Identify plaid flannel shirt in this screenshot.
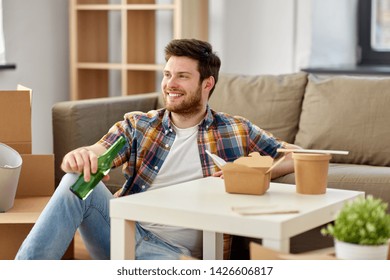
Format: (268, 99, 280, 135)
(99, 106, 285, 196)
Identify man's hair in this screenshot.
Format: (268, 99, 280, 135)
(164, 38, 221, 97)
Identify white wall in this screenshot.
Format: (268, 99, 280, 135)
(1, 0, 69, 154)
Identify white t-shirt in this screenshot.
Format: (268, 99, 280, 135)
(140, 122, 203, 258)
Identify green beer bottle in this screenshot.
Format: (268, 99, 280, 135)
(70, 136, 126, 200)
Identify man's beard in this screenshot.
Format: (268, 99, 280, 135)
(163, 86, 203, 116)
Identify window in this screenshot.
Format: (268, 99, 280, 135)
(359, 0, 390, 65)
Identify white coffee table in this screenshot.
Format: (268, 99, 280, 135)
(110, 177, 364, 259)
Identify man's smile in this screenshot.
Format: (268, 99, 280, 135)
(167, 93, 183, 97)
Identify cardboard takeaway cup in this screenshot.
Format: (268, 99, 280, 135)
(292, 153, 331, 195)
(0, 143, 23, 212)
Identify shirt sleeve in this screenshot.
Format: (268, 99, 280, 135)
(247, 120, 287, 158)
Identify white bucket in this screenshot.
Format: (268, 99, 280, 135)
(0, 143, 23, 212)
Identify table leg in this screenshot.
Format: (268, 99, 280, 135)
(110, 218, 135, 260)
(203, 231, 224, 260)
(262, 238, 290, 253)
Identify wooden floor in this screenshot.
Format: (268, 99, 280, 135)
(74, 231, 92, 260)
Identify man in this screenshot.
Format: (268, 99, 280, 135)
(16, 39, 299, 260)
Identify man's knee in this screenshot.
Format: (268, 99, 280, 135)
(55, 173, 79, 197)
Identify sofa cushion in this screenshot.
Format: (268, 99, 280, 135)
(209, 72, 308, 144)
(295, 74, 390, 166)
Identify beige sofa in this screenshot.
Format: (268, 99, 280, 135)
(52, 72, 390, 258)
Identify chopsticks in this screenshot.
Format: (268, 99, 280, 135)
(232, 206, 299, 216)
(277, 148, 349, 155)
(265, 155, 286, 174)
(205, 150, 227, 169)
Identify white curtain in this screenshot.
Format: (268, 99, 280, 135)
(0, 0, 5, 64)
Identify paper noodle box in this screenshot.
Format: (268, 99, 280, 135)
(222, 152, 273, 195)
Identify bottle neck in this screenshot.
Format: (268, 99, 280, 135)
(98, 136, 126, 170)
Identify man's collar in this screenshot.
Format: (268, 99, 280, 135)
(202, 105, 214, 128)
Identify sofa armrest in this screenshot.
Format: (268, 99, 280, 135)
(52, 93, 160, 189)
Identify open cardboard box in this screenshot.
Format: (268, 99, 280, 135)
(0, 86, 57, 259)
(0, 85, 32, 154)
(249, 242, 338, 260)
(222, 152, 273, 195)
(250, 241, 390, 260)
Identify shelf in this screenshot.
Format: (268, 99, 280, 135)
(77, 63, 163, 71)
(76, 4, 176, 10)
(70, 0, 208, 100)
(77, 63, 124, 70)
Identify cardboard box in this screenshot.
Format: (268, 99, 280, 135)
(0, 197, 51, 259)
(0, 86, 32, 154)
(0, 86, 74, 259)
(222, 152, 273, 195)
(17, 154, 54, 197)
(249, 242, 338, 260)
(0, 153, 54, 259)
(0, 85, 62, 259)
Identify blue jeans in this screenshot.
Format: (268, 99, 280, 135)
(15, 173, 189, 260)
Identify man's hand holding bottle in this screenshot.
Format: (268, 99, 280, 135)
(61, 143, 109, 182)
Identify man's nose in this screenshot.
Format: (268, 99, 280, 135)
(166, 76, 178, 88)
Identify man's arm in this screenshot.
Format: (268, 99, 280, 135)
(61, 142, 108, 182)
(270, 143, 302, 179)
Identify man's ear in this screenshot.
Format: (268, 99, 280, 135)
(203, 76, 215, 91)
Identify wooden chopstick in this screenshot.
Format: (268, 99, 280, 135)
(277, 148, 349, 155)
(265, 155, 286, 174)
(232, 206, 299, 216)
